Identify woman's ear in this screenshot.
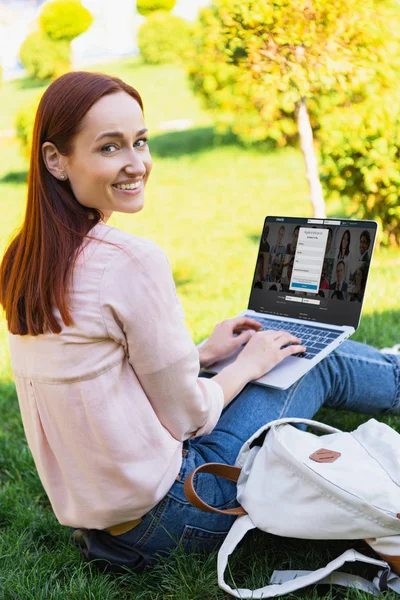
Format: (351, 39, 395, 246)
(42, 142, 68, 181)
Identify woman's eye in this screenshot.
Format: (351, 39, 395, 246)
(101, 144, 118, 154)
(135, 138, 148, 148)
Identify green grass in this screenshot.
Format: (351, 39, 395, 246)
(1, 58, 400, 599)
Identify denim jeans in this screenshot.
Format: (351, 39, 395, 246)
(74, 341, 400, 572)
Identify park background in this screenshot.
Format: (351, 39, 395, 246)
(0, 0, 399, 598)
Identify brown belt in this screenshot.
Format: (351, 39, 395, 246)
(105, 517, 142, 536)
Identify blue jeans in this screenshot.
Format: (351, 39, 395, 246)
(76, 341, 400, 572)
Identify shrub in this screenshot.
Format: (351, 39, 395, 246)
(40, 0, 93, 42)
(318, 98, 400, 245)
(136, 0, 176, 17)
(138, 11, 192, 65)
(19, 31, 71, 81)
(15, 94, 43, 158)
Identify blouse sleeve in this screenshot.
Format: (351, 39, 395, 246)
(99, 241, 224, 441)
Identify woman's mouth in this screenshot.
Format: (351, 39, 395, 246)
(112, 181, 141, 190)
(112, 180, 143, 194)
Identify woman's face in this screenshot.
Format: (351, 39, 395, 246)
(60, 91, 152, 221)
(341, 232, 349, 251)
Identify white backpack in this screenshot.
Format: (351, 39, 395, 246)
(184, 418, 400, 598)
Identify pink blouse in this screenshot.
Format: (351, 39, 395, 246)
(8, 223, 224, 529)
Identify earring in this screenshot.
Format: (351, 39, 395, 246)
(60, 174, 66, 180)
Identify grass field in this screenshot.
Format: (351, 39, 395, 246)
(0, 58, 400, 599)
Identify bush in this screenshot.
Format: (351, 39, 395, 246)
(136, 0, 176, 17)
(15, 94, 43, 158)
(138, 11, 192, 65)
(19, 31, 71, 81)
(40, 0, 93, 42)
(318, 98, 400, 245)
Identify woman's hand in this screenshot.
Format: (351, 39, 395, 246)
(235, 329, 305, 381)
(199, 317, 262, 367)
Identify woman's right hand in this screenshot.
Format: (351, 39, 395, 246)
(234, 330, 305, 381)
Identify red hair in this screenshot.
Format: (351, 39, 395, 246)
(0, 71, 143, 335)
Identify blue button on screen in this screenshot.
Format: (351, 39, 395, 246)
(291, 283, 318, 291)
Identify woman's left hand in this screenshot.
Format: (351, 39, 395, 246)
(199, 317, 262, 368)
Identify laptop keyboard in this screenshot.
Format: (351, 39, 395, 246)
(247, 316, 341, 360)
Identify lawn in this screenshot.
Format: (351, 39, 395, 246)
(0, 58, 400, 599)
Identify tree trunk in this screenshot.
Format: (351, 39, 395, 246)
(296, 98, 326, 218)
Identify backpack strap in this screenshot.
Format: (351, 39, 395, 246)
(217, 515, 399, 598)
(183, 462, 247, 516)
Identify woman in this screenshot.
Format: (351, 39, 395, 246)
(350, 263, 368, 302)
(337, 229, 351, 261)
(265, 254, 284, 283)
(336, 229, 351, 282)
(252, 252, 266, 289)
(269, 224, 286, 257)
(1, 72, 400, 574)
(285, 225, 300, 255)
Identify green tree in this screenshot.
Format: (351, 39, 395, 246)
(19, 32, 71, 81)
(188, 0, 400, 218)
(136, 0, 176, 17)
(137, 12, 192, 64)
(19, 0, 93, 82)
(40, 0, 93, 42)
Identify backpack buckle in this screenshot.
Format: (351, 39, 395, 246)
(378, 566, 391, 592)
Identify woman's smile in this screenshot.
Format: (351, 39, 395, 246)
(112, 178, 144, 194)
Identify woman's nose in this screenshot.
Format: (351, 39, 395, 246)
(124, 153, 146, 177)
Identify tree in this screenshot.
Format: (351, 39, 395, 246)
(19, 32, 71, 81)
(188, 0, 400, 218)
(137, 12, 192, 64)
(136, 0, 176, 17)
(19, 0, 93, 82)
(40, 0, 93, 42)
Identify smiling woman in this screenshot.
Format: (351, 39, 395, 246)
(42, 93, 152, 222)
(0, 71, 400, 578)
(0, 71, 149, 335)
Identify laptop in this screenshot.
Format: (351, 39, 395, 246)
(200, 216, 377, 389)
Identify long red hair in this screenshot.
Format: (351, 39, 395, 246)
(0, 71, 143, 335)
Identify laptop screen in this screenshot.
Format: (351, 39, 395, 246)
(248, 216, 377, 328)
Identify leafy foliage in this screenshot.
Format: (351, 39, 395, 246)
(40, 0, 93, 42)
(19, 32, 71, 81)
(188, 0, 400, 146)
(136, 0, 176, 17)
(319, 97, 400, 245)
(15, 94, 43, 159)
(188, 0, 400, 242)
(138, 11, 192, 65)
